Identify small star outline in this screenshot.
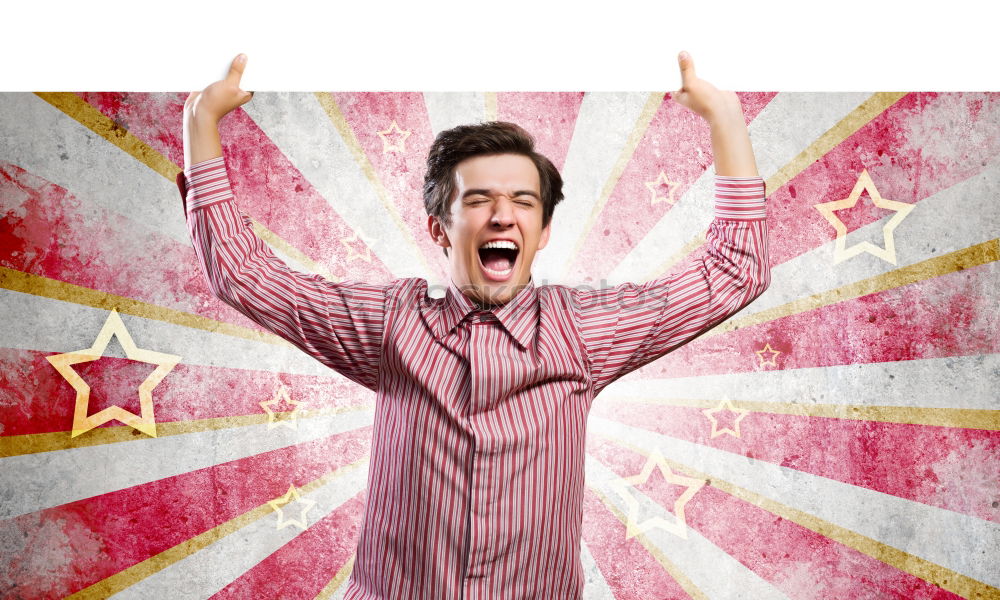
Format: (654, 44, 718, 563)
(609, 446, 706, 540)
(267, 484, 317, 531)
(376, 120, 412, 154)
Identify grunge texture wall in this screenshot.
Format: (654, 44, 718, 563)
(0, 91, 998, 598)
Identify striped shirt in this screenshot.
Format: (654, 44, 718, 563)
(176, 156, 770, 600)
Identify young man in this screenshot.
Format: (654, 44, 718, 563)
(178, 52, 769, 600)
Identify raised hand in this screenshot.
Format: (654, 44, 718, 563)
(671, 50, 740, 123)
(184, 53, 254, 125)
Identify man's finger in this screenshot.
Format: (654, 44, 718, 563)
(678, 50, 696, 88)
(225, 53, 247, 87)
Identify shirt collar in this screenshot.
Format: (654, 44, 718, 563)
(435, 276, 539, 349)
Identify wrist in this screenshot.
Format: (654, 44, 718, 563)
(706, 105, 743, 128)
(705, 94, 743, 126)
(185, 111, 220, 130)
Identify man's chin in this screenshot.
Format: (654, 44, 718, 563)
(469, 278, 524, 307)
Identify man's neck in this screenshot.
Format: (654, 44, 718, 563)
(455, 276, 533, 311)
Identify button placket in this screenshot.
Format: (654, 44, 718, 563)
(464, 309, 498, 585)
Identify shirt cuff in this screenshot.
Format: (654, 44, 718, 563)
(182, 156, 234, 213)
(714, 175, 766, 220)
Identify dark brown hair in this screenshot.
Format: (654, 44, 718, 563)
(423, 121, 564, 256)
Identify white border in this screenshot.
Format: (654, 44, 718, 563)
(1, 0, 996, 91)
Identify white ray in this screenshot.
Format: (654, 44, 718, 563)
(586, 454, 788, 600)
(731, 152, 1000, 322)
(609, 92, 874, 285)
(602, 353, 1000, 411)
(109, 461, 369, 600)
(0, 407, 374, 519)
(589, 416, 1000, 588)
(533, 92, 654, 286)
(0, 288, 347, 378)
(329, 570, 352, 600)
(0, 93, 324, 278)
(580, 538, 616, 600)
(239, 92, 428, 279)
(422, 92, 488, 136)
(0, 93, 192, 246)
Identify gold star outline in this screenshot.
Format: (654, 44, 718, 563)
(814, 169, 914, 265)
(609, 446, 706, 540)
(702, 397, 750, 439)
(755, 342, 781, 367)
(340, 227, 374, 264)
(45, 308, 181, 438)
(268, 484, 317, 531)
(644, 171, 681, 206)
(259, 383, 307, 430)
(376, 120, 411, 154)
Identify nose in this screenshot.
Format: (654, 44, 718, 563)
(490, 196, 515, 228)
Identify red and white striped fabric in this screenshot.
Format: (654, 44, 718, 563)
(177, 156, 770, 600)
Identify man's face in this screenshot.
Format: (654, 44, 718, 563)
(428, 153, 551, 307)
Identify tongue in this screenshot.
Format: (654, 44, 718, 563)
(481, 249, 513, 271)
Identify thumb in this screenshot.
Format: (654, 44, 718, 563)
(225, 53, 247, 87)
(677, 50, 696, 88)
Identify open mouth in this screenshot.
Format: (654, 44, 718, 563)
(477, 240, 520, 281)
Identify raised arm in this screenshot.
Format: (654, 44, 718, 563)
(179, 54, 390, 392)
(673, 50, 759, 177)
(183, 53, 252, 168)
(575, 51, 770, 395)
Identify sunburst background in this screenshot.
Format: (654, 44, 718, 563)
(1, 90, 998, 599)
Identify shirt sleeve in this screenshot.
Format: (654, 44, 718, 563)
(573, 175, 770, 395)
(176, 156, 389, 392)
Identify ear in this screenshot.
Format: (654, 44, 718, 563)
(427, 214, 451, 250)
(537, 221, 552, 251)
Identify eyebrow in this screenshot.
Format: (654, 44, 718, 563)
(462, 189, 541, 201)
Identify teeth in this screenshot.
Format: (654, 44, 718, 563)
(479, 240, 518, 251)
(483, 265, 513, 277)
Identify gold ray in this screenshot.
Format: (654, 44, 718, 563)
(33, 92, 338, 282)
(592, 430, 999, 599)
(641, 92, 910, 282)
(602, 395, 1000, 431)
(707, 237, 1000, 337)
(484, 92, 498, 122)
(0, 266, 290, 345)
(0, 403, 374, 459)
(586, 481, 708, 600)
(767, 92, 910, 195)
(312, 92, 438, 280)
(314, 554, 357, 599)
(65, 456, 368, 599)
(560, 92, 665, 280)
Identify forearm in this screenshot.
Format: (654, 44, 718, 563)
(183, 114, 223, 170)
(707, 100, 760, 178)
(180, 158, 388, 391)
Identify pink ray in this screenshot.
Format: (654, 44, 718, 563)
(591, 402, 999, 523)
(627, 258, 999, 379)
(0, 348, 369, 438)
(0, 430, 370, 597)
(330, 92, 450, 281)
(565, 92, 775, 283)
(211, 492, 366, 599)
(587, 436, 963, 599)
(75, 92, 392, 283)
(765, 92, 1000, 267)
(580, 487, 694, 599)
(496, 92, 585, 173)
